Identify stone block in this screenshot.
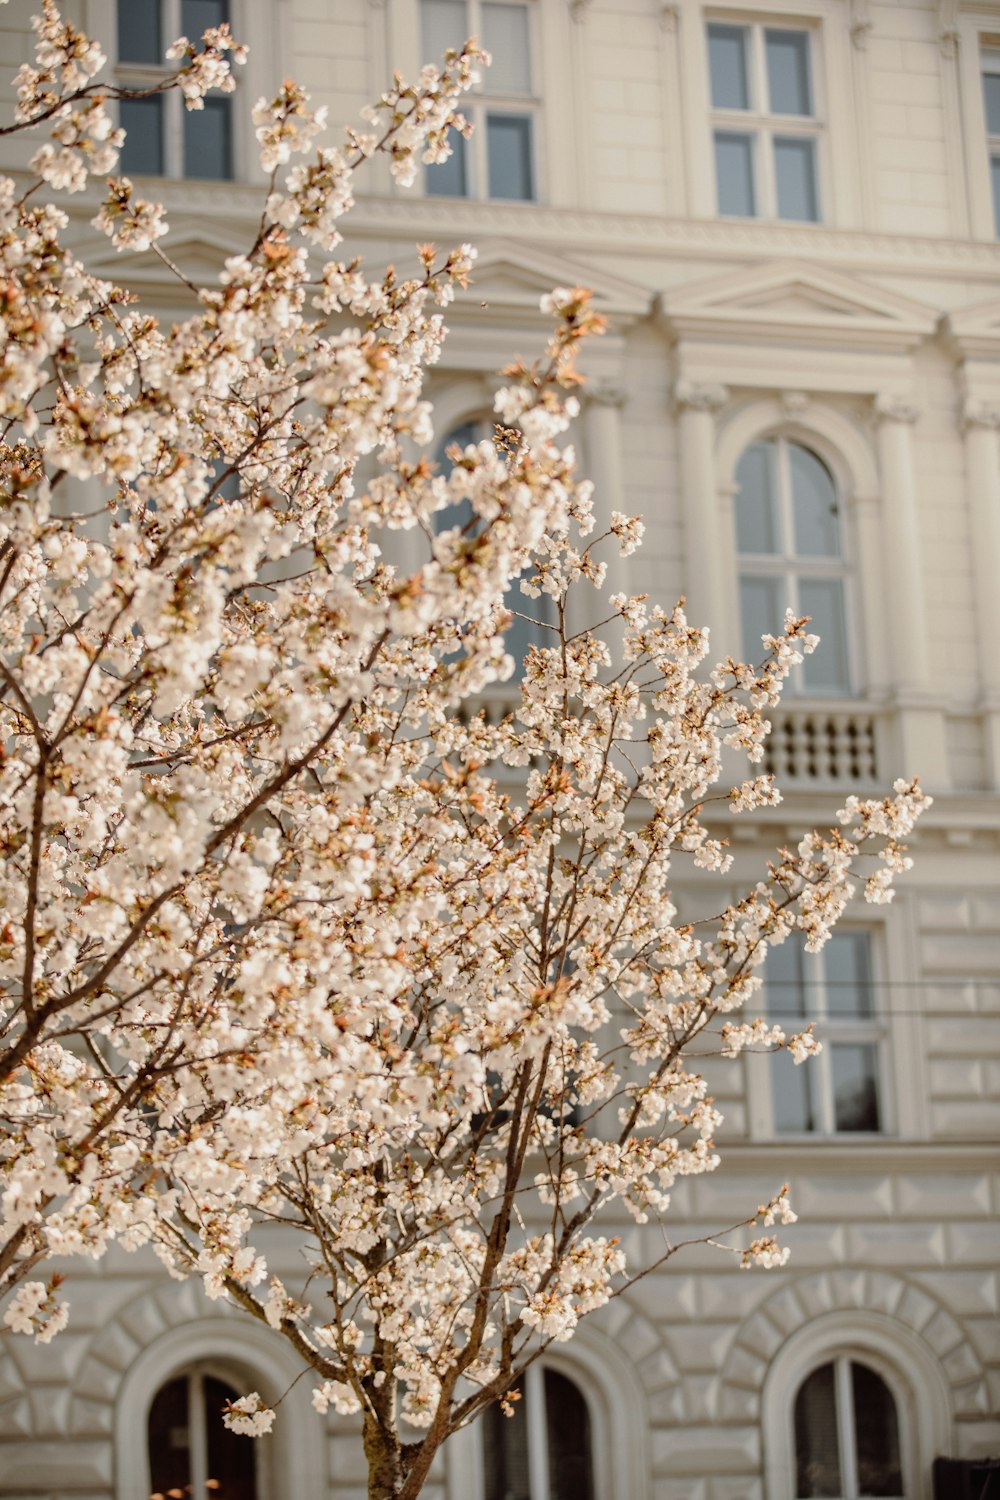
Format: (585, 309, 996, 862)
(652, 1424, 760, 1475)
(895, 1174, 992, 1217)
(710, 1479, 764, 1500)
(28, 1386, 71, 1437)
(845, 1221, 946, 1267)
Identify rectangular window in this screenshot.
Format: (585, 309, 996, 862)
(765, 932, 884, 1135)
(421, 0, 538, 201)
(983, 46, 1000, 237)
(707, 19, 821, 222)
(117, 0, 234, 181)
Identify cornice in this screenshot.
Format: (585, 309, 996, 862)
(717, 1140, 1000, 1175)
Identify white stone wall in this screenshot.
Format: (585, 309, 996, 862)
(0, 0, 998, 1496)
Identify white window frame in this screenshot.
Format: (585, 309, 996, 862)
(746, 927, 893, 1139)
(734, 433, 857, 698)
(957, 21, 1000, 241)
(981, 43, 1000, 239)
(762, 1311, 950, 1500)
(705, 14, 824, 222)
(421, 0, 541, 202)
(89, 0, 283, 183)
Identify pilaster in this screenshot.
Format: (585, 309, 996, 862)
(674, 379, 732, 653)
(961, 399, 1000, 789)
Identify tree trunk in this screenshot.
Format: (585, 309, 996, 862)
(364, 1406, 405, 1500)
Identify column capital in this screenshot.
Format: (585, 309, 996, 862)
(587, 380, 626, 409)
(961, 398, 1000, 431)
(674, 379, 729, 413)
(874, 391, 920, 425)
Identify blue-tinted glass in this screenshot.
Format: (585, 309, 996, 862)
(182, 0, 228, 36)
(774, 136, 819, 221)
(992, 156, 1000, 238)
(773, 1051, 815, 1132)
(736, 443, 779, 554)
(831, 1044, 880, 1131)
(487, 114, 534, 199)
(426, 130, 468, 196)
(714, 131, 756, 216)
(483, 3, 532, 95)
(708, 24, 749, 109)
(824, 932, 872, 1018)
(184, 96, 232, 179)
(739, 575, 782, 661)
(422, 0, 467, 63)
(766, 29, 813, 116)
(120, 95, 165, 175)
(118, 0, 161, 63)
(799, 577, 850, 693)
(506, 574, 550, 679)
(767, 937, 806, 1018)
(983, 66, 1000, 135)
(790, 444, 839, 557)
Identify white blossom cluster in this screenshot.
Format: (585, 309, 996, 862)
(0, 7, 930, 1492)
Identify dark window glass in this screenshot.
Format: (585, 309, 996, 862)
(824, 931, 873, 1019)
(426, 130, 469, 196)
(182, 0, 229, 36)
(795, 1362, 842, 1498)
(991, 155, 1000, 238)
(714, 130, 756, 216)
(790, 444, 839, 557)
(708, 23, 750, 109)
(736, 442, 780, 554)
(148, 1375, 193, 1499)
(852, 1362, 902, 1496)
(204, 1375, 258, 1500)
(545, 1370, 594, 1500)
(120, 95, 165, 175)
(483, 1395, 531, 1500)
(983, 68, 1000, 136)
(831, 1043, 880, 1131)
(766, 29, 813, 115)
(487, 113, 534, 200)
(118, 0, 162, 63)
(774, 136, 820, 222)
(184, 95, 233, 179)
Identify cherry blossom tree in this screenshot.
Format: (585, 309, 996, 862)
(0, 6, 930, 1497)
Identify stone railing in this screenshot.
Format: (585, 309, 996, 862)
(762, 704, 885, 788)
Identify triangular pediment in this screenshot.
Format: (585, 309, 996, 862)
(77, 225, 249, 296)
(660, 260, 936, 349)
(457, 240, 650, 323)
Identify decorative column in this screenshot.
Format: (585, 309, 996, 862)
(962, 398, 1000, 787)
(674, 379, 732, 653)
(873, 393, 950, 787)
(584, 381, 630, 603)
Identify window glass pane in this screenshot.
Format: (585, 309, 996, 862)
(824, 932, 873, 1018)
(483, 1396, 531, 1500)
(182, 0, 228, 35)
(426, 130, 469, 196)
(774, 136, 819, 222)
(487, 113, 534, 199)
(184, 96, 232, 179)
(794, 1363, 842, 1497)
(773, 1051, 816, 1132)
(831, 1043, 880, 1131)
(204, 1375, 258, 1500)
(798, 577, 850, 693)
(506, 573, 551, 679)
(708, 24, 750, 109)
(739, 575, 783, 662)
(118, 0, 161, 63)
(790, 444, 839, 557)
(422, 0, 467, 62)
(991, 156, 1000, 239)
(147, 1376, 193, 1498)
(735, 443, 780, 554)
(714, 131, 756, 216)
(766, 936, 806, 1019)
(120, 95, 165, 175)
(983, 67, 1000, 135)
(483, 4, 532, 95)
(851, 1363, 903, 1497)
(545, 1371, 595, 1500)
(766, 29, 813, 116)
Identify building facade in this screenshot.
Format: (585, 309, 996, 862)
(0, 0, 998, 1497)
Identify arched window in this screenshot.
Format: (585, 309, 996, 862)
(436, 419, 552, 678)
(483, 1365, 596, 1500)
(794, 1358, 903, 1499)
(148, 1362, 258, 1500)
(735, 436, 852, 694)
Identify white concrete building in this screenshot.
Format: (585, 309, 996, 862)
(0, 1, 998, 1497)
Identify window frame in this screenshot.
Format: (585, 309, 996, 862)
(747, 926, 894, 1140)
(981, 42, 1000, 239)
(734, 432, 858, 698)
(421, 0, 541, 202)
(705, 14, 824, 223)
(148, 1358, 261, 1500)
(957, 22, 1000, 241)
